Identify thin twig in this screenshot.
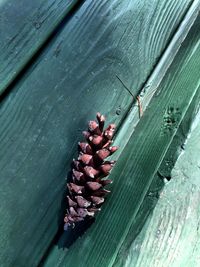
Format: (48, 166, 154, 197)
(116, 75, 135, 98)
(116, 75, 143, 118)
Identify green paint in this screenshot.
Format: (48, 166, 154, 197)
(0, 0, 199, 267)
(42, 11, 200, 267)
(114, 84, 200, 267)
(0, 0, 79, 96)
(125, 102, 200, 267)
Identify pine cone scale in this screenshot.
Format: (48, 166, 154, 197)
(64, 113, 118, 230)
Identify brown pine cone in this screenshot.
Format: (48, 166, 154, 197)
(64, 112, 118, 230)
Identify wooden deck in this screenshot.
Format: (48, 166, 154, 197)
(124, 111, 200, 267)
(0, 1, 200, 266)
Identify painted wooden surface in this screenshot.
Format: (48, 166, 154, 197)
(0, 0, 199, 267)
(124, 109, 200, 267)
(0, 0, 79, 95)
(114, 82, 200, 267)
(41, 9, 200, 267)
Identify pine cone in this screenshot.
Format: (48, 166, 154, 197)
(64, 112, 118, 230)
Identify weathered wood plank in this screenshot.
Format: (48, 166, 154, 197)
(112, 2, 200, 264)
(42, 11, 200, 267)
(0, 0, 79, 95)
(113, 0, 200, 155)
(0, 0, 195, 266)
(124, 109, 200, 267)
(114, 83, 200, 267)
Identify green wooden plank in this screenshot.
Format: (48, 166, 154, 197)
(114, 84, 200, 267)
(0, 0, 195, 266)
(0, 0, 79, 96)
(112, 0, 200, 155)
(124, 108, 200, 267)
(112, 2, 200, 264)
(42, 12, 200, 267)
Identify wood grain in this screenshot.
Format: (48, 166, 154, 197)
(114, 0, 200, 157)
(114, 82, 200, 267)
(0, 0, 79, 95)
(0, 0, 195, 266)
(124, 110, 200, 267)
(42, 11, 200, 267)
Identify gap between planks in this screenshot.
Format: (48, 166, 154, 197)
(37, 1, 200, 266)
(114, 84, 200, 267)
(114, 0, 200, 155)
(0, 0, 84, 100)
